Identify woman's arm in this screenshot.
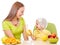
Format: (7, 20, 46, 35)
(23, 25, 28, 40)
(3, 30, 14, 38)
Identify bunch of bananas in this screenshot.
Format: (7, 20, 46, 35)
(26, 30, 32, 36)
(2, 37, 21, 44)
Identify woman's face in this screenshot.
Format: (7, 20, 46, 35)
(16, 7, 24, 19)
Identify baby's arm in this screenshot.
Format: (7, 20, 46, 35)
(30, 34, 36, 40)
(30, 30, 37, 40)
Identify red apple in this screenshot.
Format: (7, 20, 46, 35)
(51, 33, 56, 38)
(50, 36, 54, 38)
(56, 36, 58, 39)
(48, 35, 52, 38)
(51, 35, 56, 38)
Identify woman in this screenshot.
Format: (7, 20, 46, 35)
(2, 1, 28, 41)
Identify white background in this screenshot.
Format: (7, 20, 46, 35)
(0, 0, 60, 45)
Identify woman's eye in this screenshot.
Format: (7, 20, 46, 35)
(22, 11, 23, 13)
(21, 11, 24, 13)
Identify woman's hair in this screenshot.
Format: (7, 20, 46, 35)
(36, 18, 48, 28)
(4, 1, 24, 21)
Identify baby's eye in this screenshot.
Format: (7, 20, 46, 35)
(36, 23, 38, 25)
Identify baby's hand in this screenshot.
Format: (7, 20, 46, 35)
(26, 30, 36, 40)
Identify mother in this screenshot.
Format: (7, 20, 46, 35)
(2, 1, 28, 40)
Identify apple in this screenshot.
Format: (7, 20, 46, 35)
(48, 33, 56, 38)
(51, 33, 56, 38)
(48, 35, 51, 38)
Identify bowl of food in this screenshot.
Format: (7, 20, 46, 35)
(48, 38, 58, 44)
(2, 37, 21, 45)
(48, 33, 58, 44)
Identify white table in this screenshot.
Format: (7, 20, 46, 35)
(16, 41, 57, 45)
(4, 41, 57, 45)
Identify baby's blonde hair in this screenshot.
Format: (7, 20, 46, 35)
(36, 18, 48, 29)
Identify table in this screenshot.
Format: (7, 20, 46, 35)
(4, 41, 57, 45)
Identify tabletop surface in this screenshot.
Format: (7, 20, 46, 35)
(4, 41, 58, 45)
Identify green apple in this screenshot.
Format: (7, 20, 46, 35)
(48, 38, 58, 44)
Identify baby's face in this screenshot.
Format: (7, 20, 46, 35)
(36, 20, 44, 30)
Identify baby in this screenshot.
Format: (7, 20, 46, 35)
(34, 18, 47, 30)
(31, 18, 51, 40)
